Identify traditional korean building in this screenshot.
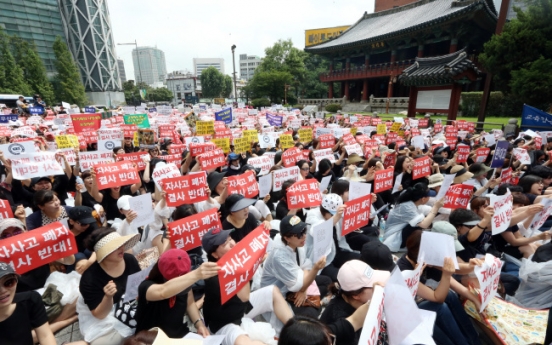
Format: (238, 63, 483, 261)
(305, 0, 497, 102)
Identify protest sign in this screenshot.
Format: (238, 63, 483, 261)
(158, 154, 182, 169)
(116, 152, 149, 171)
(184, 136, 204, 146)
(11, 152, 65, 180)
(298, 128, 313, 143)
(475, 147, 490, 163)
(344, 143, 363, 157)
(490, 140, 509, 168)
(152, 162, 181, 190)
(124, 114, 150, 128)
(128, 193, 155, 229)
(123, 263, 155, 303)
(312, 148, 336, 168)
(0, 222, 77, 274)
(247, 155, 273, 176)
(282, 147, 303, 168)
(257, 133, 276, 149)
(170, 144, 187, 156)
(418, 232, 459, 269)
(435, 174, 456, 200)
(272, 166, 300, 192)
(401, 256, 425, 299)
(0, 141, 37, 160)
(0, 199, 13, 220)
(342, 133, 356, 145)
(70, 114, 102, 133)
(377, 124, 387, 135)
(168, 208, 222, 252)
(189, 142, 216, 157)
(358, 285, 385, 345)
(474, 254, 503, 312)
(443, 184, 473, 209)
(196, 121, 215, 135)
(490, 191, 513, 235)
(199, 149, 226, 170)
(412, 156, 431, 180)
(286, 179, 322, 209)
(342, 194, 371, 236)
(456, 145, 470, 163)
(266, 113, 283, 127)
(312, 218, 333, 263)
(94, 161, 140, 189)
(215, 108, 232, 124)
(233, 137, 250, 154)
(512, 148, 531, 165)
(258, 174, 272, 198)
(530, 198, 552, 231)
(243, 129, 258, 143)
(373, 168, 394, 193)
(163, 173, 209, 206)
(55, 135, 79, 149)
(500, 167, 512, 185)
(280, 134, 294, 149)
(227, 171, 259, 199)
(349, 181, 371, 202)
(218, 225, 270, 304)
(78, 151, 114, 171)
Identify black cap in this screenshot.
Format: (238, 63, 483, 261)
(225, 194, 256, 212)
(241, 164, 261, 176)
(360, 241, 396, 272)
(68, 206, 97, 224)
(207, 171, 225, 192)
(449, 208, 481, 227)
(280, 215, 307, 237)
(201, 228, 233, 255)
(0, 262, 17, 279)
(31, 176, 52, 186)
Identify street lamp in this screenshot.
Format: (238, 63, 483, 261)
(284, 84, 291, 105)
(231, 45, 237, 104)
(118, 40, 143, 85)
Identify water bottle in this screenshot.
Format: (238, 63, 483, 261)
(76, 176, 87, 193)
(379, 218, 386, 242)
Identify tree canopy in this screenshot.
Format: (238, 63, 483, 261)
(200, 66, 225, 98)
(222, 75, 233, 98)
(53, 36, 87, 106)
(123, 80, 173, 105)
(0, 30, 32, 96)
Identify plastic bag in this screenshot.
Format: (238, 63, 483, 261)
(513, 258, 552, 309)
(45, 271, 81, 305)
(240, 317, 277, 345)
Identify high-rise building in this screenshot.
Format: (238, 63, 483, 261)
(118, 59, 127, 83)
(0, 0, 67, 77)
(58, 0, 124, 106)
(132, 47, 167, 86)
(239, 54, 262, 81)
(193, 58, 224, 90)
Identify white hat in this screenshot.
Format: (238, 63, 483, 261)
(322, 193, 343, 215)
(117, 195, 132, 211)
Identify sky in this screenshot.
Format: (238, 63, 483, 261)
(108, 0, 375, 81)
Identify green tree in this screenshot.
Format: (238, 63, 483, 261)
(0, 31, 32, 95)
(247, 70, 293, 103)
(200, 66, 224, 98)
(222, 75, 233, 98)
(52, 36, 87, 106)
(479, 0, 552, 109)
(10, 36, 54, 104)
(303, 54, 330, 99)
(149, 87, 173, 102)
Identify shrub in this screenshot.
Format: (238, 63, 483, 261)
(325, 103, 342, 113)
(292, 104, 304, 110)
(460, 91, 521, 118)
(251, 98, 271, 108)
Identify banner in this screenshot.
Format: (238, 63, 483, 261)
(94, 161, 140, 189)
(412, 156, 431, 180)
(0, 222, 77, 274)
(374, 168, 394, 193)
(78, 151, 114, 171)
(168, 208, 222, 252)
(0, 141, 38, 160)
(218, 225, 270, 304)
(247, 155, 273, 176)
(456, 145, 470, 163)
(211, 138, 230, 154)
(162, 173, 209, 206)
(189, 142, 216, 157)
(215, 108, 232, 124)
(196, 121, 215, 135)
(521, 104, 552, 130)
(280, 134, 294, 149)
(490, 141, 509, 168)
(116, 152, 149, 171)
(227, 171, 259, 199)
(475, 147, 490, 163)
(341, 194, 371, 236)
(273, 166, 300, 192)
(70, 114, 102, 133)
(266, 113, 283, 127)
(474, 254, 503, 313)
(11, 152, 65, 180)
(490, 191, 513, 235)
(444, 184, 473, 209)
(282, 147, 303, 168)
(124, 114, 150, 128)
(286, 179, 322, 209)
(0, 199, 13, 220)
(199, 148, 226, 170)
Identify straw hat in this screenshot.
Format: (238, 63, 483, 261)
(94, 232, 140, 263)
(450, 165, 474, 184)
(150, 327, 202, 345)
(428, 173, 445, 189)
(347, 153, 365, 165)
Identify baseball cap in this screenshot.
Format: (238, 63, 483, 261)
(337, 260, 390, 292)
(360, 241, 396, 272)
(280, 215, 307, 237)
(201, 228, 233, 255)
(225, 194, 256, 213)
(117, 195, 132, 211)
(0, 262, 17, 280)
(449, 208, 481, 227)
(227, 152, 239, 161)
(68, 206, 97, 224)
(321, 193, 343, 215)
(31, 176, 52, 186)
(158, 249, 191, 281)
(432, 221, 464, 252)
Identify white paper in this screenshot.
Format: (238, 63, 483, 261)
(258, 174, 272, 198)
(411, 136, 425, 149)
(152, 162, 180, 190)
(349, 181, 371, 201)
(399, 309, 436, 345)
(312, 218, 333, 263)
(418, 232, 459, 269)
(358, 285, 385, 345)
(128, 193, 155, 229)
(484, 134, 496, 147)
(319, 175, 331, 193)
(247, 155, 273, 176)
(184, 136, 205, 145)
(489, 190, 513, 235)
(0, 142, 39, 159)
(183, 332, 224, 345)
(392, 173, 403, 194)
(473, 254, 503, 312)
(435, 174, 456, 200)
(257, 133, 276, 148)
(512, 148, 531, 165)
(123, 263, 155, 302)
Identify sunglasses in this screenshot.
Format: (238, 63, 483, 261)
(292, 228, 307, 238)
(300, 167, 310, 171)
(1, 276, 17, 289)
(0, 229, 23, 239)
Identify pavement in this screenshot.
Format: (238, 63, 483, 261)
(54, 321, 83, 344)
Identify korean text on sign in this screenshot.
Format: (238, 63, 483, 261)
(412, 156, 431, 180)
(218, 225, 270, 304)
(199, 149, 226, 170)
(282, 147, 303, 168)
(272, 166, 300, 192)
(341, 194, 372, 236)
(94, 161, 140, 189)
(163, 173, 209, 207)
(227, 171, 259, 199)
(286, 179, 322, 209)
(474, 254, 503, 312)
(168, 208, 222, 252)
(443, 184, 473, 209)
(189, 142, 216, 157)
(11, 152, 65, 180)
(373, 168, 394, 193)
(0, 222, 77, 274)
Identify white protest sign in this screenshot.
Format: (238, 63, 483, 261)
(418, 232, 459, 269)
(128, 193, 155, 229)
(315, 127, 332, 138)
(57, 148, 76, 166)
(152, 162, 180, 190)
(311, 218, 333, 263)
(0, 141, 38, 159)
(313, 149, 336, 171)
(184, 136, 204, 145)
(257, 133, 276, 148)
(247, 155, 273, 176)
(411, 136, 425, 149)
(484, 134, 496, 147)
(401, 253, 425, 299)
(392, 173, 403, 194)
(11, 152, 65, 179)
(435, 174, 456, 200)
(349, 181, 371, 202)
(123, 263, 155, 302)
(319, 175, 331, 193)
(258, 174, 272, 198)
(344, 143, 363, 157)
(489, 190, 513, 235)
(530, 198, 552, 231)
(358, 285, 385, 345)
(183, 333, 223, 345)
(473, 254, 503, 313)
(400, 309, 436, 345)
(12, 126, 37, 138)
(394, 117, 405, 124)
(272, 166, 300, 192)
(409, 119, 419, 128)
(512, 148, 531, 165)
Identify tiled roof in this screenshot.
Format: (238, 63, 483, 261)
(305, 0, 497, 53)
(399, 48, 481, 85)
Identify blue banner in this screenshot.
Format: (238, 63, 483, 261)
(29, 106, 44, 115)
(84, 107, 96, 113)
(148, 107, 157, 113)
(266, 113, 283, 127)
(521, 104, 552, 130)
(490, 140, 509, 169)
(215, 107, 232, 124)
(199, 105, 206, 111)
(0, 115, 19, 123)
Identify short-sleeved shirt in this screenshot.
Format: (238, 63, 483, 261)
(101, 186, 133, 222)
(80, 253, 141, 311)
(222, 213, 259, 243)
(260, 245, 305, 295)
(383, 201, 424, 251)
(0, 291, 48, 345)
(16, 264, 51, 292)
(135, 280, 191, 337)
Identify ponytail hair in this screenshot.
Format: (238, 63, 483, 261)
(397, 183, 429, 204)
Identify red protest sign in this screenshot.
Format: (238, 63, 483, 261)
(342, 133, 356, 145)
(170, 144, 187, 155)
(282, 147, 303, 168)
(0, 199, 13, 220)
(286, 179, 322, 209)
(373, 168, 394, 193)
(355, 134, 370, 145)
(120, 124, 138, 138)
(500, 167, 512, 185)
(218, 225, 270, 304)
(475, 147, 490, 163)
(158, 154, 182, 168)
(227, 171, 259, 199)
(342, 194, 372, 236)
(434, 123, 442, 133)
(94, 161, 140, 189)
(418, 118, 429, 127)
(70, 114, 102, 133)
(0, 222, 77, 274)
(444, 184, 473, 209)
(318, 134, 335, 149)
(535, 136, 542, 150)
(163, 173, 209, 206)
(116, 152, 149, 171)
(456, 145, 470, 163)
(199, 148, 226, 170)
(412, 156, 431, 180)
(383, 152, 396, 168)
(189, 142, 216, 157)
(168, 208, 222, 252)
(386, 132, 398, 145)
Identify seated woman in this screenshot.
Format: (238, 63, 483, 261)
(0, 262, 56, 345)
(276, 179, 306, 223)
(77, 227, 141, 345)
(26, 190, 73, 231)
(135, 248, 220, 337)
(278, 316, 336, 345)
(222, 194, 269, 243)
(319, 260, 390, 345)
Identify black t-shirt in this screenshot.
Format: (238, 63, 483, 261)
(0, 291, 48, 345)
(492, 225, 523, 259)
(320, 295, 359, 345)
(222, 213, 259, 243)
(397, 254, 443, 284)
(135, 280, 191, 337)
(80, 253, 141, 311)
(80, 190, 99, 208)
(16, 264, 50, 293)
(203, 276, 252, 333)
(101, 185, 133, 222)
(457, 230, 490, 262)
(73, 224, 98, 254)
(275, 201, 306, 222)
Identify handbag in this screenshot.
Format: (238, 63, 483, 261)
(114, 296, 138, 328)
(135, 246, 159, 270)
(41, 284, 63, 323)
(285, 292, 321, 309)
